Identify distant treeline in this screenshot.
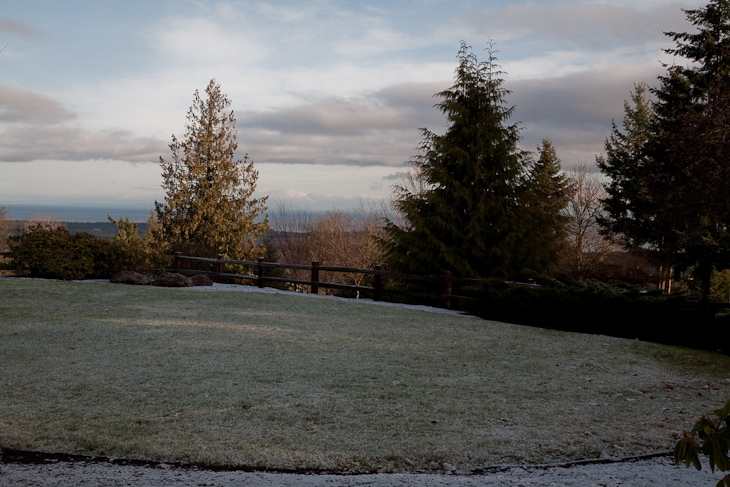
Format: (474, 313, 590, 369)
(6, 221, 149, 238)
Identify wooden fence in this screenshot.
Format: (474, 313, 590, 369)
(170, 252, 480, 310)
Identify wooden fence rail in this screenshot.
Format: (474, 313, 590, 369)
(170, 252, 479, 310)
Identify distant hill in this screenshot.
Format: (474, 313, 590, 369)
(65, 221, 149, 238)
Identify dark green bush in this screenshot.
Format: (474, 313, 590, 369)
(6, 225, 96, 280)
(461, 280, 727, 353)
(4, 220, 169, 280)
(379, 274, 727, 353)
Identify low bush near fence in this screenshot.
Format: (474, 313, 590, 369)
(3, 223, 168, 280)
(4, 225, 98, 280)
(460, 279, 729, 353)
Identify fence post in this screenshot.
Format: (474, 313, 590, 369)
(311, 260, 320, 295)
(257, 256, 265, 288)
(443, 270, 453, 310)
(174, 251, 182, 273)
(217, 254, 224, 283)
(373, 264, 382, 302)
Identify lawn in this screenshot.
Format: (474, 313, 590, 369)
(1, 278, 729, 472)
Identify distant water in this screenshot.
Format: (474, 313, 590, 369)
(2, 204, 152, 223)
(2, 203, 329, 223)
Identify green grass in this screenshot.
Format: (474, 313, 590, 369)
(1, 278, 729, 472)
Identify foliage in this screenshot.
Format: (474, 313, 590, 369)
(255, 234, 287, 289)
(648, 85, 730, 297)
(22, 213, 63, 230)
(0, 206, 12, 252)
(675, 398, 730, 487)
(382, 42, 562, 278)
(599, 2, 730, 297)
(308, 206, 384, 291)
(3, 215, 167, 280)
(107, 214, 169, 272)
(674, 267, 730, 302)
(155, 79, 269, 260)
(460, 278, 728, 353)
(519, 138, 572, 273)
(6, 225, 96, 280)
(595, 82, 655, 257)
(712, 269, 730, 302)
(660, 0, 730, 116)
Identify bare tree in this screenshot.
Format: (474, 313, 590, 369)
(309, 205, 385, 296)
(270, 202, 385, 296)
(24, 213, 63, 230)
(562, 163, 616, 279)
(0, 206, 12, 252)
(270, 203, 312, 265)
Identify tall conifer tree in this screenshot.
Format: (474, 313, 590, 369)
(596, 82, 655, 252)
(382, 42, 536, 278)
(155, 80, 268, 259)
(519, 138, 572, 272)
(599, 1, 730, 296)
(649, 0, 730, 296)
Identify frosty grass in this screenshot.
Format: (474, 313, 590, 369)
(1, 278, 729, 472)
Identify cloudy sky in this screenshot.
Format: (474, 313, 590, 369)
(0, 0, 705, 220)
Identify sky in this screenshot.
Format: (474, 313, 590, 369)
(0, 0, 707, 220)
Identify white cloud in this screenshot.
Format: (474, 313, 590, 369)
(243, 97, 411, 136)
(285, 189, 312, 200)
(149, 15, 272, 67)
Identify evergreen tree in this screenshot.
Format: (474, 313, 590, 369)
(382, 42, 536, 278)
(650, 1, 730, 296)
(658, 0, 730, 119)
(155, 80, 268, 259)
(599, 1, 730, 297)
(649, 86, 730, 296)
(519, 138, 572, 273)
(596, 82, 656, 253)
(651, 0, 730, 296)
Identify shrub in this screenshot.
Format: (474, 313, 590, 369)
(455, 279, 727, 353)
(4, 218, 170, 280)
(6, 225, 96, 280)
(675, 398, 730, 487)
(107, 216, 169, 273)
